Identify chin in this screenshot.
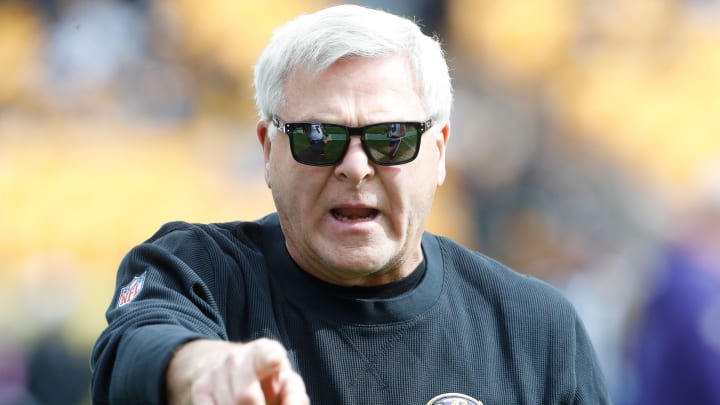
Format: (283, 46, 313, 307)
(337, 251, 400, 274)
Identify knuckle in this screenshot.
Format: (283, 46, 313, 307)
(223, 346, 248, 369)
(231, 388, 262, 404)
(252, 337, 279, 349)
(189, 378, 210, 398)
(208, 364, 226, 381)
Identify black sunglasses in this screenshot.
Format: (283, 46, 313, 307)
(273, 116, 433, 166)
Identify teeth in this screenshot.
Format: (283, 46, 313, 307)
(333, 213, 374, 222)
(331, 210, 376, 222)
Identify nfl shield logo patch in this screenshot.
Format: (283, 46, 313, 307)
(117, 272, 146, 307)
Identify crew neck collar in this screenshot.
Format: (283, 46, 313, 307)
(257, 214, 443, 325)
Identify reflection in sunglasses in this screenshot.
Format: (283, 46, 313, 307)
(273, 116, 432, 166)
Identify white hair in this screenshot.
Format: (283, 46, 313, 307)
(253, 4, 452, 127)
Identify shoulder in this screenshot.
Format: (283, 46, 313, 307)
(429, 233, 578, 320)
(144, 213, 281, 251)
(124, 213, 282, 271)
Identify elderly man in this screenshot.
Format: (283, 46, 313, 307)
(91, 5, 610, 405)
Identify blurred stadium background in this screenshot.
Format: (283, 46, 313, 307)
(1, 0, 719, 403)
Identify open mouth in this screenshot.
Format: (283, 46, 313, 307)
(331, 207, 379, 222)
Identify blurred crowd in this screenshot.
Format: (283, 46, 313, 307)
(1, 0, 719, 404)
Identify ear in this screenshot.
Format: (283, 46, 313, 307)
(435, 121, 450, 186)
(257, 119, 272, 188)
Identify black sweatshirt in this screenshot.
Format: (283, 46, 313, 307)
(91, 213, 610, 404)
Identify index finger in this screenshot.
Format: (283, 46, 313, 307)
(245, 338, 291, 380)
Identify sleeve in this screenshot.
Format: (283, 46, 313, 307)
(90, 223, 236, 405)
(570, 312, 613, 404)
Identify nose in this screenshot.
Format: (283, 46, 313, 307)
(334, 137, 374, 185)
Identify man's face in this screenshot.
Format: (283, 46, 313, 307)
(257, 55, 449, 286)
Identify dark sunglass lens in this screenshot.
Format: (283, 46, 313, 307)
(290, 124, 347, 165)
(363, 123, 419, 164)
